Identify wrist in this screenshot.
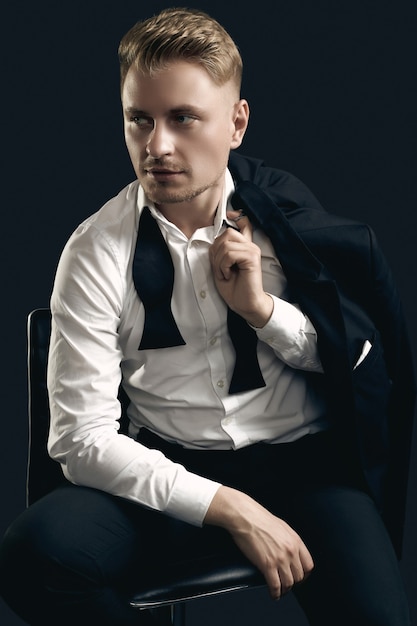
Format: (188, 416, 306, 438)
(204, 485, 244, 530)
(204, 486, 255, 532)
(242, 293, 274, 329)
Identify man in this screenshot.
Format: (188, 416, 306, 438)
(0, 7, 415, 625)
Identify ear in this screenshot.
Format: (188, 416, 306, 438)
(230, 99, 249, 149)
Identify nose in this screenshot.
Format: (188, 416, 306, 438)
(146, 122, 174, 158)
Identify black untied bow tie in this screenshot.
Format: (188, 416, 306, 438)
(132, 205, 266, 394)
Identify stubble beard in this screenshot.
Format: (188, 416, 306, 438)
(143, 179, 218, 205)
(139, 161, 226, 206)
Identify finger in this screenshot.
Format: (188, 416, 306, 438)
(215, 250, 241, 280)
(209, 241, 231, 280)
(299, 545, 315, 579)
(263, 566, 282, 601)
(277, 564, 296, 596)
(289, 555, 307, 585)
(210, 241, 254, 280)
(226, 209, 253, 241)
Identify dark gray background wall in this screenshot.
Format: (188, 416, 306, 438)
(1, 1, 416, 624)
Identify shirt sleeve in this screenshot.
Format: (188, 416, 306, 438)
(47, 220, 221, 527)
(253, 294, 323, 372)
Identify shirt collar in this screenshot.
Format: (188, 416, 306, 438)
(136, 169, 236, 242)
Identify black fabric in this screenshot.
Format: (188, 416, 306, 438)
(227, 307, 265, 393)
(133, 206, 186, 350)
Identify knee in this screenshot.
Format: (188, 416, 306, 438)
(0, 497, 99, 624)
(0, 510, 48, 622)
(1, 500, 69, 578)
(295, 567, 411, 626)
(356, 590, 411, 626)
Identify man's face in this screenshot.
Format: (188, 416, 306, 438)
(121, 61, 248, 211)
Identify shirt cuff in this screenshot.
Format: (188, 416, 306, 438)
(252, 294, 321, 371)
(165, 469, 222, 526)
(254, 294, 313, 339)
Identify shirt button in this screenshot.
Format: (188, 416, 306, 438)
(209, 337, 218, 346)
(200, 290, 207, 299)
(217, 379, 225, 388)
(223, 417, 232, 426)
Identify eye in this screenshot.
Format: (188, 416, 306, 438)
(131, 115, 153, 128)
(174, 114, 195, 125)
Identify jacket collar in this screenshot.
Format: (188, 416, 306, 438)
(232, 180, 325, 283)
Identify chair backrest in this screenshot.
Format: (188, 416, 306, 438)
(27, 308, 64, 505)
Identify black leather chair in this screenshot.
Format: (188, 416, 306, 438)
(27, 308, 265, 625)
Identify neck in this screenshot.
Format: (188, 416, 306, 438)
(156, 184, 223, 239)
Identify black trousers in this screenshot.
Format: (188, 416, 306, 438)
(0, 430, 410, 625)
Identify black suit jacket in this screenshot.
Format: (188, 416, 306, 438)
(229, 151, 416, 556)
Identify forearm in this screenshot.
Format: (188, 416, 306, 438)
(49, 414, 220, 525)
(48, 322, 219, 526)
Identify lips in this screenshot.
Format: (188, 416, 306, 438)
(147, 168, 180, 174)
(145, 168, 184, 181)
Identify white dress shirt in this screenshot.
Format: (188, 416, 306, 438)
(47, 170, 327, 526)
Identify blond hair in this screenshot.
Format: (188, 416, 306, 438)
(118, 7, 243, 94)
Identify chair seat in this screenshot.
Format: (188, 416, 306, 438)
(129, 554, 264, 609)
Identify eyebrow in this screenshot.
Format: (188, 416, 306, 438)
(124, 107, 148, 116)
(124, 105, 205, 116)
